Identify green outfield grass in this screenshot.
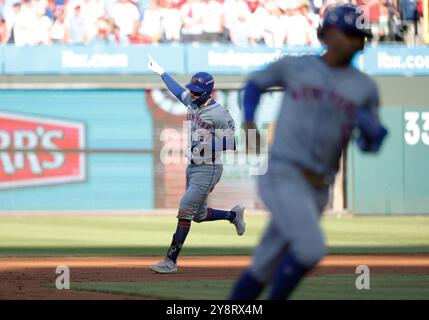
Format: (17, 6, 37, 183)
(72, 273, 429, 300)
(1, 215, 429, 256)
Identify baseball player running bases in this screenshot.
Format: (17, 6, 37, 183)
(147, 55, 245, 274)
(229, 4, 388, 300)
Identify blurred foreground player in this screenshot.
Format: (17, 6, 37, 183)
(147, 55, 245, 274)
(229, 4, 388, 299)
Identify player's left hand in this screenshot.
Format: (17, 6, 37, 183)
(147, 54, 165, 75)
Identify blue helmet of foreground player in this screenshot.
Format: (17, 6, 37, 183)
(318, 4, 372, 40)
(185, 72, 214, 105)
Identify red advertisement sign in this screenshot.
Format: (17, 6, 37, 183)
(0, 112, 86, 189)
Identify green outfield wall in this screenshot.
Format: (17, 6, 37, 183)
(347, 77, 429, 214)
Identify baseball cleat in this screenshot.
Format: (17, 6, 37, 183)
(150, 258, 178, 274)
(231, 205, 246, 236)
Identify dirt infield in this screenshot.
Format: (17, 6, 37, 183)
(1, 255, 428, 300)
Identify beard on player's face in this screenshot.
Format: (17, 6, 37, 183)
(190, 90, 212, 106)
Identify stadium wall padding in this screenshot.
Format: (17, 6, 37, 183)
(347, 107, 429, 214)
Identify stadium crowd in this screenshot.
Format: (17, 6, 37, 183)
(0, 0, 424, 46)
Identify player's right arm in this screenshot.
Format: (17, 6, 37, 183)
(147, 55, 192, 106)
(242, 57, 287, 152)
(243, 57, 287, 123)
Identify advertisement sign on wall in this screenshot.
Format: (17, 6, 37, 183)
(0, 112, 85, 190)
(364, 46, 429, 75)
(0, 45, 428, 76)
(0, 90, 154, 211)
(186, 44, 324, 74)
(3, 45, 186, 74)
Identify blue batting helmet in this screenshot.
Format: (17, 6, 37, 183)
(185, 72, 214, 105)
(318, 4, 372, 40)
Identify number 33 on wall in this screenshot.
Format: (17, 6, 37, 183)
(404, 112, 429, 146)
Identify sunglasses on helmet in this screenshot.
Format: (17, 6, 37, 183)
(190, 77, 205, 85)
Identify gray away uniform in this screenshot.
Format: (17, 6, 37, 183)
(176, 90, 235, 222)
(248, 55, 380, 284)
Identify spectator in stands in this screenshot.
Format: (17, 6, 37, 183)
(110, 0, 140, 37)
(311, 0, 324, 13)
(300, 0, 320, 45)
(0, 16, 8, 43)
(379, 1, 390, 41)
(105, 0, 117, 16)
(161, 0, 182, 42)
(5, 2, 22, 44)
(180, 0, 206, 42)
(0, 0, 424, 46)
(90, 13, 110, 44)
(0, 0, 5, 19)
(417, 0, 424, 43)
(244, 0, 258, 13)
(64, 4, 88, 44)
(129, 19, 151, 43)
(34, 5, 52, 44)
(12, 0, 38, 46)
(90, 18, 112, 44)
(360, 0, 381, 43)
(248, 0, 269, 45)
(399, 0, 418, 44)
(94, 13, 111, 33)
(91, 24, 110, 43)
(45, 0, 57, 20)
(32, 0, 47, 15)
(263, 0, 286, 47)
(140, 0, 163, 43)
(81, 0, 106, 43)
(108, 23, 129, 43)
(223, 0, 250, 45)
(201, 0, 224, 42)
(170, 0, 186, 9)
(383, 0, 403, 41)
(50, 6, 66, 43)
(284, 0, 314, 46)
